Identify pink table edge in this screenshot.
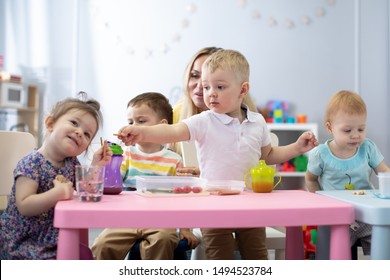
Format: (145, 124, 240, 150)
(55, 190, 354, 260)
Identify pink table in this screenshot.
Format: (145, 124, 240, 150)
(54, 190, 354, 260)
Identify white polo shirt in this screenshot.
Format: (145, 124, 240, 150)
(182, 108, 270, 181)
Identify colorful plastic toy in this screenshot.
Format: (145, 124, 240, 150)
(293, 155, 308, 172)
(281, 161, 295, 172)
(302, 225, 317, 259)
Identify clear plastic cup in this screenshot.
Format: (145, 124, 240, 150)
(76, 165, 105, 202)
(377, 172, 390, 197)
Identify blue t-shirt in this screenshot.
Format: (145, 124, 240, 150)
(307, 138, 383, 190)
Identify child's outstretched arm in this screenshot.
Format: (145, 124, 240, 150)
(116, 122, 189, 146)
(295, 131, 319, 153)
(15, 175, 74, 216)
(262, 131, 318, 165)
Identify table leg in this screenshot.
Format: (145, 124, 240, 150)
(57, 228, 80, 260)
(329, 224, 350, 260)
(371, 225, 390, 260)
(285, 226, 304, 260)
(315, 225, 330, 260)
(80, 228, 89, 246)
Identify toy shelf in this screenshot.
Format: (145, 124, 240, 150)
(0, 83, 40, 145)
(267, 123, 318, 136)
(279, 171, 306, 178)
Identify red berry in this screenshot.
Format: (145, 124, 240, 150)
(182, 186, 192, 193)
(192, 186, 202, 193)
(173, 187, 182, 193)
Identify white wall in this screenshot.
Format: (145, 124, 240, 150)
(359, 0, 390, 163)
(1, 0, 389, 163)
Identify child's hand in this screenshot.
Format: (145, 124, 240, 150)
(91, 140, 113, 166)
(115, 125, 143, 146)
(296, 131, 319, 153)
(53, 175, 74, 200)
(179, 229, 200, 249)
(176, 167, 200, 177)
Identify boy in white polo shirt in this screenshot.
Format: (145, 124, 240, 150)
(116, 50, 318, 259)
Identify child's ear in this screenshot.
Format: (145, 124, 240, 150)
(240, 82, 249, 97)
(45, 116, 55, 132)
(325, 121, 332, 134)
(160, 119, 168, 124)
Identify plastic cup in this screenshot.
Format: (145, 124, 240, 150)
(75, 165, 105, 202)
(377, 172, 390, 197)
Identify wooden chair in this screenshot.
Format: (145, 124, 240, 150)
(0, 131, 36, 211)
(180, 132, 286, 260)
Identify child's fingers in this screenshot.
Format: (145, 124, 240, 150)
(114, 125, 128, 138)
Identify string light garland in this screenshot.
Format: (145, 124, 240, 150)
(243, 0, 336, 28)
(90, 0, 336, 59)
(89, 1, 198, 58)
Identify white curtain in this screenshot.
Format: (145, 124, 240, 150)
(1, 0, 84, 145)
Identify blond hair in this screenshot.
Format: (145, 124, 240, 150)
(171, 48, 257, 154)
(179, 47, 223, 121)
(202, 49, 256, 111)
(179, 47, 256, 122)
(325, 90, 367, 124)
(202, 49, 250, 84)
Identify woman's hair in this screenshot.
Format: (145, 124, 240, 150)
(325, 90, 367, 124)
(48, 91, 103, 138)
(179, 47, 223, 121)
(127, 92, 173, 124)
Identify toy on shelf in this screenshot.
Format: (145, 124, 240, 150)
(278, 155, 308, 173)
(286, 116, 295, 123)
(281, 161, 295, 172)
(302, 225, 317, 259)
(264, 100, 289, 123)
(293, 154, 308, 172)
(296, 114, 307, 123)
(261, 100, 310, 124)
